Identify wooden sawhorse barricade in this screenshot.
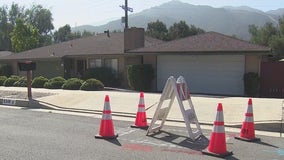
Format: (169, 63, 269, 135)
(146, 76, 203, 141)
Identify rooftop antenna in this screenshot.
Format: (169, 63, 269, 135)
(120, 0, 133, 29)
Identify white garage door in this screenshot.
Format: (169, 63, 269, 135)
(157, 55, 245, 95)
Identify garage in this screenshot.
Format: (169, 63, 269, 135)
(129, 32, 271, 95)
(157, 55, 245, 95)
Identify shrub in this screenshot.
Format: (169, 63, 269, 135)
(32, 76, 49, 88)
(14, 77, 27, 87)
(244, 72, 260, 97)
(0, 64, 13, 77)
(3, 75, 20, 87)
(80, 78, 104, 91)
(0, 76, 7, 86)
(44, 76, 66, 89)
(127, 64, 154, 91)
(62, 78, 84, 90)
(83, 67, 120, 87)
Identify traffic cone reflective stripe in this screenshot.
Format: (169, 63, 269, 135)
(202, 103, 232, 158)
(131, 92, 148, 129)
(213, 122, 225, 133)
(95, 95, 118, 139)
(235, 98, 260, 142)
(137, 106, 145, 112)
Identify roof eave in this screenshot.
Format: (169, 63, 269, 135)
(126, 50, 272, 55)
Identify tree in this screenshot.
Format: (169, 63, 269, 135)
(0, 6, 13, 51)
(10, 18, 40, 52)
(53, 25, 89, 43)
(188, 24, 205, 36)
(71, 31, 82, 39)
(8, 3, 24, 26)
(53, 24, 73, 43)
(168, 21, 205, 40)
(249, 16, 284, 59)
(270, 36, 284, 56)
(25, 5, 54, 35)
(168, 21, 190, 40)
(279, 16, 284, 35)
(249, 23, 278, 46)
(146, 20, 168, 40)
(0, 3, 54, 51)
(146, 20, 205, 41)
(81, 30, 95, 37)
(25, 4, 54, 46)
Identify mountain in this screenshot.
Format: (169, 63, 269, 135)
(72, 0, 284, 40)
(266, 8, 284, 16)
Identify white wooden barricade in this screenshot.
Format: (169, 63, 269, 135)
(146, 76, 203, 141)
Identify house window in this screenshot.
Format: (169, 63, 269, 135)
(89, 58, 102, 68)
(104, 58, 118, 73)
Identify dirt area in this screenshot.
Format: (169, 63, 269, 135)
(0, 90, 56, 99)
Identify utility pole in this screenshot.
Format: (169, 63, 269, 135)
(120, 0, 133, 29)
(125, 0, 128, 29)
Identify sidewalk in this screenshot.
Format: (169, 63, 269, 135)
(1, 87, 283, 128)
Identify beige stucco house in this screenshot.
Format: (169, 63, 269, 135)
(0, 28, 271, 95)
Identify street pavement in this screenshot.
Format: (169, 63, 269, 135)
(0, 86, 283, 135)
(0, 106, 284, 160)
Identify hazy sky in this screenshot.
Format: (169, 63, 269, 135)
(1, 0, 283, 29)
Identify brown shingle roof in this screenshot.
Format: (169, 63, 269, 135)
(128, 32, 271, 54)
(0, 32, 164, 60)
(0, 51, 13, 57)
(1, 33, 124, 60)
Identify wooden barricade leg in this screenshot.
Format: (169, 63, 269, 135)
(146, 77, 176, 135)
(176, 76, 203, 140)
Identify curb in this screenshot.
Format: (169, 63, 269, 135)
(0, 98, 55, 109)
(0, 97, 283, 134)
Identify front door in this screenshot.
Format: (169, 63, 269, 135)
(77, 59, 86, 78)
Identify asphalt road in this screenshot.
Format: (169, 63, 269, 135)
(0, 106, 283, 160)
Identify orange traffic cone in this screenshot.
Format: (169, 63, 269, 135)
(131, 92, 148, 129)
(235, 98, 260, 142)
(202, 103, 233, 158)
(95, 95, 118, 139)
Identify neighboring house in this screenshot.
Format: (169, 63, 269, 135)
(0, 51, 14, 69)
(0, 29, 271, 96)
(128, 31, 271, 96)
(0, 28, 162, 88)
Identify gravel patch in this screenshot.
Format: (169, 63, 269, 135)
(0, 90, 56, 99)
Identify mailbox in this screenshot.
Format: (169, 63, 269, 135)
(18, 61, 36, 71)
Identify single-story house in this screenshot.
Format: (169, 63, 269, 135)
(0, 28, 162, 88)
(127, 31, 271, 96)
(0, 28, 271, 96)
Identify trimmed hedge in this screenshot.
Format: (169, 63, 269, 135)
(244, 72, 260, 97)
(32, 76, 49, 88)
(62, 78, 84, 90)
(0, 76, 8, 86)
(127, 64, 154, 91)
(80, 78, 104, 91)
(44, 76, 66, 89)
(14, 77, 27, 87)
(3, 75, 20, 87)
(1, 75, 105, 91)
(83, 67, 120, 87)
